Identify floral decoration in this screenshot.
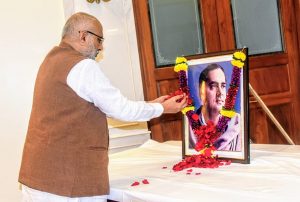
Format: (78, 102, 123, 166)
(171, 52, 246, 171)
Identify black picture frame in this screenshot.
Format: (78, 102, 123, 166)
(182, 49, 250, 164)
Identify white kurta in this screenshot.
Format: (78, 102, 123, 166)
(67, 59, 164, 121)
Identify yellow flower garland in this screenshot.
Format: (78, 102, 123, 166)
(175, 57, 187, 64)
(231, 60, 244, 68)
(220, 108, 236, 118)
(181, 106, 195, 115)
(231, 51, 246, 68)
(174, 63, 188, 72)
(233, 51, 246, 61)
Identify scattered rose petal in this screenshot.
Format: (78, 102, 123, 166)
(162, 166, 167, 169)
(131, 181, 140, 186)
(186, 172, 191, 175)
(142, 179, 149, 184)
(195, 172, 201, 175)
(187, 169, 193, 172)
(225, 160, 231, 165)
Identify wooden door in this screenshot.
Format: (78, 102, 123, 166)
(132, 0, 300, 144)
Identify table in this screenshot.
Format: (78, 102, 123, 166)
(108, 140, 300, 202)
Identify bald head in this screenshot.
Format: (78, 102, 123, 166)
(62, 12, 101, 39)
(61, 12, 104, 60)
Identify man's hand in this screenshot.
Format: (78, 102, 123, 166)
(161, 94, 188, 113)
(149, 95, 169, 104)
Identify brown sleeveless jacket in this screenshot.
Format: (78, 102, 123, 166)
(19, 42, 109, 197)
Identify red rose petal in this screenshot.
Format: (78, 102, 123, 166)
(131, 181, 140, 186)
(172, 151, 231, 172)
(162, 166, 167, 169)
(195, 172, 201, 175)
(142, 179, 149, 184)
(187, 169, 193, 172)
(191, 114, 199, 121)
(225, 161, 231, 165)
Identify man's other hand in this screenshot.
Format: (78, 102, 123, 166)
(161, 94, 188, 113)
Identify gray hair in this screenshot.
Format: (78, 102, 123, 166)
(62, 12, 99, 38)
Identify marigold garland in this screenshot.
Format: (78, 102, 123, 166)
(220, 109, 236, 118)
(181, 106, 195, 115)
(175, 57, 187, 64)
(233, 51, 246, 61)
(231, 60, 244, 68)
(170, 51, 246, 171)
(174, 63, 188, 72)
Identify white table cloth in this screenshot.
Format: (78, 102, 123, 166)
(108, 140, 300, 202)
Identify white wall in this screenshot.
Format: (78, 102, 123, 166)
(0, 1, 65, 201)
(63, 0, 145, 101)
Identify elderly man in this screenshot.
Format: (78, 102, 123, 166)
(189, 63, 241, 151)
(19, 12, 187, 202)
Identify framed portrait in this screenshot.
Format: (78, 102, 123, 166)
(182, 49, 250, 164)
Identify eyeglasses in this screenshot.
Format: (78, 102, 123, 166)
(80, 30, 104, 44)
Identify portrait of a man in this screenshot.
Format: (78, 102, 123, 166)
(189, 63, 241, 151)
